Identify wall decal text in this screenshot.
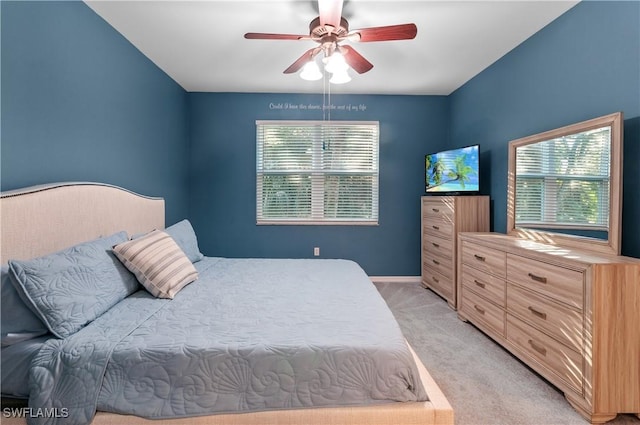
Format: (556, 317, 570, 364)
(269, 102, 368, 112)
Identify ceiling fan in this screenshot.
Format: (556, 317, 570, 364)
(244, 0, 417, 83)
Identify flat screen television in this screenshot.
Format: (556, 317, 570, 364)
(425, 144, 480, 194)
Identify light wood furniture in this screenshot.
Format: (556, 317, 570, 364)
(507, 112, 623, 256)
(421, 195, 489, 308)
(457, 232, 640, 424)
(1, 182, 454, 425)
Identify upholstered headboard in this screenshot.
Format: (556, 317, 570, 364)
(0, 182, 164, 264)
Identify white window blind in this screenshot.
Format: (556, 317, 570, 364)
(256, 120, 379, 225)
(515, 126, 610, 230)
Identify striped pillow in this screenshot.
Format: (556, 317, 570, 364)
(113, 230, 198, 299)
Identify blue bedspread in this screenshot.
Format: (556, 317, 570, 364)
(28, 258, 427, 424)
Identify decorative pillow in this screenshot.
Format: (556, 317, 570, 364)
(1, 266, 48, 346)
(113, 230, 198, 299)
(8, 232, 139, 339)
(165, 219, 204, 263)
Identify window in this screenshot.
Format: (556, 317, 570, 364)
(256, 121, 379, 225)
(514, 126, 610, 230)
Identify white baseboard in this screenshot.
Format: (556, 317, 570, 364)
(369, 276, 421, 284)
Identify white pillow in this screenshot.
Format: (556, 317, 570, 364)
(113, 230, 198, 299)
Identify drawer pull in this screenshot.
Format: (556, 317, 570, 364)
(432, 259, 440, 265)
(432, 242, 440, 248)
(432, 225, 440, 230)
(528, 339, 547, 356)
(474, 280, 486, 289)
(432, 276, 439, 283)
(528, 273, 548, 284)
(473, 305, 485, 315)
(528, 306, 547, 320)
(432, 208, 440, 212)
(474, 254, 486, 262)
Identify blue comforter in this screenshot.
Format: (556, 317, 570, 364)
(28, 258, 428, 425)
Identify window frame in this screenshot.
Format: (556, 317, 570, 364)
(256, 120, 380, 226)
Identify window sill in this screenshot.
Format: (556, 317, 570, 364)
(257, 220, 379, 226)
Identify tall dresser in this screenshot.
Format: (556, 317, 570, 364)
(457, 232, 640, 424)
(420, 196, 489, 308)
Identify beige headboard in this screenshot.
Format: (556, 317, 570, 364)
(0, 182, 165, 264)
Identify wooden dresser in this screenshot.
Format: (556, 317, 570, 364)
(420, 196, 489, 308)
(457, 232, 640, 424)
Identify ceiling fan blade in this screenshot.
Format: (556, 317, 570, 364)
(318, 0, 344, 32)
(350, 23, 417, 42)
(244, 32, 309, 41)
(284, 48, 320, 74)
(339, 45, 373, 74)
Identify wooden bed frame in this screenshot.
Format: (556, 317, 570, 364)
(1, 182, 454, 425)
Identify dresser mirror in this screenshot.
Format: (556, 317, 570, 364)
(507, 112, 623, 256)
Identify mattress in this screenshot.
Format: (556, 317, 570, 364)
(27, 258, 427, 424)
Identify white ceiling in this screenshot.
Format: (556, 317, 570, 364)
(84, 1, 579, 95)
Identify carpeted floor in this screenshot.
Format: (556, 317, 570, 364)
(374, 281, 640, 425)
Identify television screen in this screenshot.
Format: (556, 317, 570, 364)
(425, 144, 480, 193)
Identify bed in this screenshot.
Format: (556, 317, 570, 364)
(1, 182, 453, 425)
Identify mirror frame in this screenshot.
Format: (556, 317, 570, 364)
(507, 112, 623, 256)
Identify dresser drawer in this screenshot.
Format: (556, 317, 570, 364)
(423, 233, 453, 260)
(460, 287, 505, 335)
(422, 198, 454, 222)
(507, 283, 583, 352)
(423, 252, 453, 280)
(422, 267, 453, 301)
(423, 215, 453, 239)
(506, 315, 583, 394)
(461, 241, 506, 278)
(461, 263, 506, 307)
(507, 254, 584, 310)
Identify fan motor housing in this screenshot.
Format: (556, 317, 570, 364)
(309, 16, 349, 38)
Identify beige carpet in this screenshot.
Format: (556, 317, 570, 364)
(374, 281, 640, 425)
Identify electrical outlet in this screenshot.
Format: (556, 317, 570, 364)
(313, 247, 320, 256)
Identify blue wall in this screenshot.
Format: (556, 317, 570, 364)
(2, 1, 638, 274)
(188, 93, 448, 275)
(1, 1, 190, 224)
(450, 1, 640, 258)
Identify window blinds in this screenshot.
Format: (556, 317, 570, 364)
(256, 121, 379, 225)
(515, 126, 610, 230)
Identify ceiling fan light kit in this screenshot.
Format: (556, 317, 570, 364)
(329, 69, 351, 84)
(299, 51, 352, 84)
(300, 61, 323, 81)
(324, 52, 349, 74)
(244, 0, 417, 84)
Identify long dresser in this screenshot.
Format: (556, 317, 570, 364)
(457, 232, 640, 424)
(420, 196, 489, 308)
